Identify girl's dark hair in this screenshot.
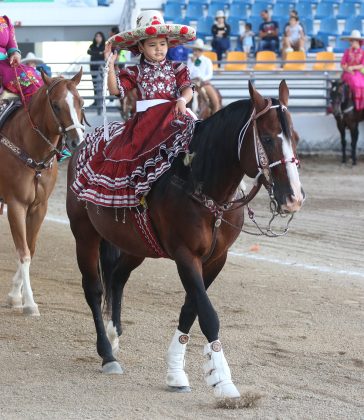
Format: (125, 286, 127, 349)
(92, 31, 106, 47)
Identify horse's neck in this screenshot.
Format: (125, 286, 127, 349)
(191, 111, 244, 203)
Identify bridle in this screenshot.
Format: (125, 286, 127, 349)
(190, 97, 300, 237)
(331, 82, 354, 118)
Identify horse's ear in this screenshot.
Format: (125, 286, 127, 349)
(71, 67, 83, 86)
(279, 80, 289, 107)
(41, 68, 52, 86)
(248, 80, 266, 111)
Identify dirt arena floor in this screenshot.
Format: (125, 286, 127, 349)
(0, 156, 363, 419)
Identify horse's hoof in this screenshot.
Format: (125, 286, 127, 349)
(167, 386, 191, 393)
(23, 305, 40, 317)
(102, 361, 123, 375)
(7, 295, 22, 309)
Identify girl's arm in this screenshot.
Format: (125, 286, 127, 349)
(4, 16, 21, 67)
(175, 86, 193, 114)
(104, 43, 119, 95)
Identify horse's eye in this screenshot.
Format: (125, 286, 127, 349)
(262, 136, 272, 144)
(52, 103, 61, 112)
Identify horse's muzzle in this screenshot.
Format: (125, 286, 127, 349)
(280, 188, 305, 214)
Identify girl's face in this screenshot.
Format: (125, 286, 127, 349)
(139, 37, 168, 62)
(95, 33, 103, 44)
(350, 39, 360, 48)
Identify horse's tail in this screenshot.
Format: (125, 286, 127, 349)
(98, 239, 120, 317)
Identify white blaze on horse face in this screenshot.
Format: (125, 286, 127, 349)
(66, 90, 84, 143)
(278, 131, 304, 210)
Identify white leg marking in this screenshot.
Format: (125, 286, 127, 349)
(106, 320, 120, 357)
(66, 91, 84, 143)
(166, 329, 190, 388)
(21, 257, 39, 316)
(7, 264, 23, 308)
(279, 132, 303, 203)
(203, 340, 240, 398)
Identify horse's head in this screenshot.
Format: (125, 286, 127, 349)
(330, 80, 353, 117)
(41, 68, 85, 151)
(241, 80, 304, 214)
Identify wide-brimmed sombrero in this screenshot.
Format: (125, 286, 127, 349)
(186, 38, 212, 51)
(21, 52, 44, 65)
(108, 10, 196, 55)
(340, 29, 364, 41)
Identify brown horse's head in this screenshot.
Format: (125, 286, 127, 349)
(40, 68, 84, 151)
(243, 80, 305, 214)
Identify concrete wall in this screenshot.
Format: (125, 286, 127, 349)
(292, 113, 364, 154)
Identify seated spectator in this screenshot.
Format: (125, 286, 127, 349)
(167, 45, 189, 62)
(282, 15, 305, 60)
(211, 10, 231, 62)
(239, 23, 255, 55)
(257, 10, 279, 54)
(21, 52, 52, 77)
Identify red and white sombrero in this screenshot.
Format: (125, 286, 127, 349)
(108, 10, 196, 54)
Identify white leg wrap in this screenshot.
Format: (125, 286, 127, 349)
(7, 266, 23, 307)
(166, 329, 190, 388)
(106, 320, 119, 357)
(203, 340, 240, 398)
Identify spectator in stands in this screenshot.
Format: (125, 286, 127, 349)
(340, 30, 364, 111)
(239, 23, 255, 55)
(0, 15, 43, 104)
(282, 15, 305, 61)
(87, 31, 105, 106)
(211, 10, 231, 62)
(167, 45, 189, 62)
(21, 52, 52, 77)
(257, 10, 279, 54)
(186, 38, 220, 113)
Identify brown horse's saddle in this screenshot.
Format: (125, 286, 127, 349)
(0, 97, 22, 131)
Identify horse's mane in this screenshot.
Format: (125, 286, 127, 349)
(188, 99, 253, 184)
(272, 97, 290, 139)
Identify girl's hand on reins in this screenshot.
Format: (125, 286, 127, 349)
(175, 97, 187, 114)
(9, 52, 21, 67)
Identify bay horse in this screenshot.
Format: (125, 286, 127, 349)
(0, 69, 84, 316)
(189, 78, 222, 119)
(330, 80, 364, 165)
(66, 80, 304, 399)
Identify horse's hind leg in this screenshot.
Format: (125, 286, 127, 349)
(6, 202, 39, 316)
(99, 244, 144, 357)
(349, 125, 358, 165)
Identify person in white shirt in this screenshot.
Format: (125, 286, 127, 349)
(282, 15, 305, 61)
(186, 38, 221, 114)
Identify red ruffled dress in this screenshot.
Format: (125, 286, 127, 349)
(72, 59, 195, 207)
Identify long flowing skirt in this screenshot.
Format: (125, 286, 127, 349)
(72, 101, 195, 207)
(342, 70, 364, 111)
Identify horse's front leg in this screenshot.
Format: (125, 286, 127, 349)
(174, 253, 240, 398)
(337, 119, 346, 163)
(349, 125, 358, 165)
(6, 202, 39, 316)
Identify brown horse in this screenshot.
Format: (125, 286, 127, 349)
(0, 69, 84, 316)
(66, 81, 304, 398)
(330, 80, 364, 165)
(189, 78, 222, 119)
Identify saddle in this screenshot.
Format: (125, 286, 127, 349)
(0, 94, 22, 131)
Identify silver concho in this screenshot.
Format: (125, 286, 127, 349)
(179, 334, 189, 345)
(211, 341, 222, 352)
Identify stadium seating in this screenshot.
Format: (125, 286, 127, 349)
(174, 16, 191, 25)
(342, 16, 363, 35)
(225, 51, 247, 70)
(312, 51, 336, 70)
(360, 3, 364, 18)
(248, 16, 263, 34)
(208, 2, 228, 17)
(196, 16, 214, 39)
(317, 17, 340, 36)
(300, 17, 314, 37)
(295, 2, 314, 20)
(250, 2, 273, 18)
(336, 3, 358, 19)
(164, 0, 186, 4)
(203, 51, 219, 69)
(315, 2, 335, 19)
(333, 36, 348, 53)
(283, 50, 306, 70)
(163, 2, 184, 21)
(227, 16, 242, 37)
(185, 2, 205, 20)
(229, 2, 249, 20)
(253, 50, 278, 70)
(272, 2, 294, 18)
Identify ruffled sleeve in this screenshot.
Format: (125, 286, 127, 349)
(341, 49, 349, 66)
(116, 66, 137, 99)
(173, 62, 194, 93)
(3, 16, 20, 55)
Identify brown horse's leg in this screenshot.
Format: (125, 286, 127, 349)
(337, 120, 347, 163)
(69, 205, 122, 374)
(25, 203, 48, 258)
(166, 253, 228, 392)
(100, 247, 144, 357)
(6, 202, 39, 316)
